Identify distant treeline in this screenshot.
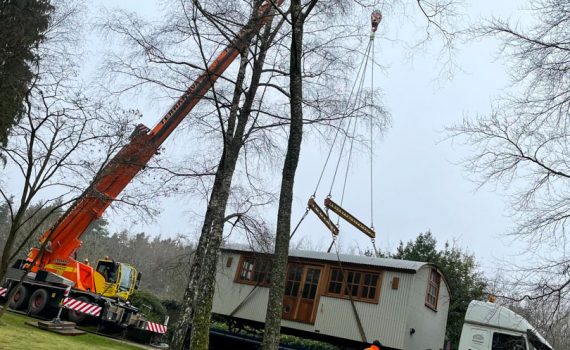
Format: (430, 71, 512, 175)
(0, 202, 193, 300)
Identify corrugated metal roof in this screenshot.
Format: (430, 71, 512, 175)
(222, 243, 427, 272)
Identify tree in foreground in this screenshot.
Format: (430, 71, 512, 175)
(393, 232, 487, 349)
(261, 0, 316, 347)
(449, 0, 570, 329)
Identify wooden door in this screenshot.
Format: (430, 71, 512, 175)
(282, 264, 322, 324)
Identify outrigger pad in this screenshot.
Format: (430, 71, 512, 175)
(25, 320, 86, 336)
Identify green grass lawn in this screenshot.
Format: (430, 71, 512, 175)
(0, 312, 145, 350)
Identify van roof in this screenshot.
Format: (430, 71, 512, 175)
(464, 301, 552, 349)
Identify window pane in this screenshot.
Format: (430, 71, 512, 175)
(491, 332, 526, 350)
(239, 259, 254, 281)
(346, 271, 360, 296)
(360, 273, 379, 300)
(370, 275, 378, 286)
(328, 268, 343, 294)
(291, 282, 300, 296)
(426, 269, 440, 309)
(253, 258, 272, 284)
(285, 265, 302, 297)
(302, 268, 320, 299)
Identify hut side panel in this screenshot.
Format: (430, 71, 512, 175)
(212, 252, 269, 322)
(313, 270, 413, 349)
(404, 266, 449, 350)
(212, 252, 317, 332)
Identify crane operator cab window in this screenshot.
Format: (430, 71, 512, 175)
(96, 261, 118, 283)
(118, 264, 134, 292)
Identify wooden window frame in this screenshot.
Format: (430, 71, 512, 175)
(425, 268, 441, 311)
(234, 255, 272, 287)
(324, 266, 382, 304)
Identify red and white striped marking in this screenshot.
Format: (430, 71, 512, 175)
(0, 287, 7, 298)
(145, 321, 167, 334)
(62, 297, 102, 317)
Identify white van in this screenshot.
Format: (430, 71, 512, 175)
(458, 301, 553, 350)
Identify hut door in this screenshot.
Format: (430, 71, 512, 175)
(282, 264, 322, 324)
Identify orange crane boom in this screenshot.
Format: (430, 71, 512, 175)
(28, 0, 283, 292)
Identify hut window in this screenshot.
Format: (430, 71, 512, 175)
(239, 258, 255, 281)
(326, 268, 380, 303)
(301, 268, 320, 299)
(327, 268, 343, 294)
(361, 273, 379, 299)
(425, 268, 441, 310)
(345, 271, 361, 297)
(285, 265, 303, 296)
(236, 256, 272, 286)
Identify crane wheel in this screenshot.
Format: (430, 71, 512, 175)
(8, 285, 30, 310)
(28, 288, 49, 315)
(66, 296, 90, 324)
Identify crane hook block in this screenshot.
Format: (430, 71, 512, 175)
(371, 10, 382, 33)
(308, 197, 339, 236)
(324, 197, 375, 238)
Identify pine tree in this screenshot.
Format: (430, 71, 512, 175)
(0, 0, 53, 146)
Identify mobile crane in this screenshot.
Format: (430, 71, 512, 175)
(1, 0, 283, 331)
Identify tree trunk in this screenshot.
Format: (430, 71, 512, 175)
(189, 149, 240, 349)
(170, 106, 244, 350)
(262, 1, 305, 348)
(171, 17, 275, 347)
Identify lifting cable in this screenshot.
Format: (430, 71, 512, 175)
(291, 10, 382, 260)
(325, 11, 381, 254)
(291, 32, 377, 240)
(369, 13, 379, 257)
(288, 11, 383, 343)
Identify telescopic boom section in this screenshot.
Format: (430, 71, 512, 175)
(34, 0, 283, 265)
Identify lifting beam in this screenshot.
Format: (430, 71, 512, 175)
(324, 197, 375, 238)
(308, 197, 339, 236)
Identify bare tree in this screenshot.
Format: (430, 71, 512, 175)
(0, 75, 140, 281)
(449, 0, 570, 326)
(510, 299, 570, 349)
(261, 0, 316, 347)
(0, 2, 142, 321)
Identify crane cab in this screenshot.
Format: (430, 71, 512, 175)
(94, 259, 140, 301)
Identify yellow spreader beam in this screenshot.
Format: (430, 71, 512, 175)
(324, 197, 375, 238)
(308, 197, 339, 236)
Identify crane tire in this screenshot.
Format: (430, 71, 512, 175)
(8, 285, 30, 310)
(28, 288, 49, 315)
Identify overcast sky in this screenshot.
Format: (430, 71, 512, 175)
(86, 0, 533, 276)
